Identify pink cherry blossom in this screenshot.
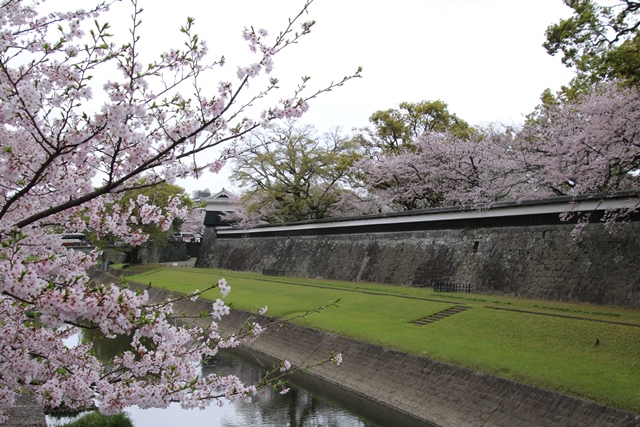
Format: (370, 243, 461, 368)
(217, 279, 231, 297)
(211, 299, 230, 320)
(0, 0, 354, 421)
(280, 360, 292, 372)
(354, 82, 640, 218)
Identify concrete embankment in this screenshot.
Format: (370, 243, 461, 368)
(8, 268, 640, 427)
(94, 268, 638, 427)
(4, 396, 46, 427)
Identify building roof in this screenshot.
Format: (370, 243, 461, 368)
(203, 188, 236, 211)
(212, 191, 640, 237)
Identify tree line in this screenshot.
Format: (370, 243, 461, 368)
(229, 0, 640, 225)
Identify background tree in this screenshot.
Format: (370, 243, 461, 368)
(180, 207, 207, 236)
(363, 100, 475, 153)
(357, 82, 640, 213)
(343, 100, 485, 212)
(90, 181, 194, 263)
(354, 126, 535, 211)
(230, 122, 362, 223)
(522, 0, 640, 227)
(0, 0, 353, 420)
(544, 0, 640, 95)
(519, 81, 640, 197)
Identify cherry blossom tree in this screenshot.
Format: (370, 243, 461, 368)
(355, 82, 640, 214)
(354, 126, 541, 211)
(0, 0, 352, 420)
(221, 191, 271, 227)
(520, 81, 640, 197)
(91, 181, 195, 262)
(179, 207, 206, 236)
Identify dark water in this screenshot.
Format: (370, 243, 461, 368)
(47, 332, 431, 427)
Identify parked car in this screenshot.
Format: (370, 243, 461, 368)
(169, 232, 195, 242)
(61, 233, 93, 248)
(61, 233, 89, 247)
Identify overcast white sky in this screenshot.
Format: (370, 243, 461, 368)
(60, 0, 578, 195)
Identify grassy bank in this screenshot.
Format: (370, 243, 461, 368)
(124, 266, 640, 414)
(59, 412, 133, 427)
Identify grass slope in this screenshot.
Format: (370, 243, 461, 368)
(59, 412, 133, 427)
(125, 267, 640, 413)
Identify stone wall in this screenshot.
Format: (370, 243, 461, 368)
(198, 221, 640, 307)
(4, 396, 46, 427)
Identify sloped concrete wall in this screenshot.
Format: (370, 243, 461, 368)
(197, 222, 640, 307)
(4, 396, 46, 427)
(131, 282, 639, 427)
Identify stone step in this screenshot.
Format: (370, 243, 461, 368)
(412, 305, 471, 326)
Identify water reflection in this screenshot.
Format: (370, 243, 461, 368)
(202, 353, 373, 427)
(81, 328, 134, 361)
(47, 331, 431, 427)
(130, 351, 376, 426)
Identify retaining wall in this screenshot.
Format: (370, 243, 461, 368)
(4, 396, 46, 427)
(198, 209, 640, 307)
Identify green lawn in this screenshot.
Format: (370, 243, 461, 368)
(124, 267, 640, 413)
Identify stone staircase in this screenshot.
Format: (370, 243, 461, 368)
(413, 305, 471, 326)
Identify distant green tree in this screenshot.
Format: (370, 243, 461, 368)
(544, 0, 640, 95)
(365, 100, 475, 153)
(525, 88, 563, 127)
(230, 122, 362, 223)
